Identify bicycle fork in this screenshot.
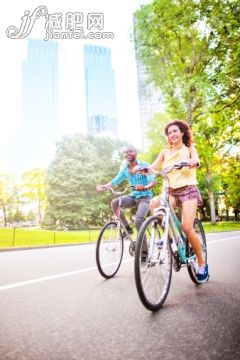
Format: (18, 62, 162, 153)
(158, 208, 186, 270)
(157, 208, 172, 264)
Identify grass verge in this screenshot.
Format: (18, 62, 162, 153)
(0, 228, 100, 248)
(202, 221, 240, 233)
(0, 221, 239, 248)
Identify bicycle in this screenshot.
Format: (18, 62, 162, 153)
(134, 162, 208, 312)
(96, 187, 137, 279)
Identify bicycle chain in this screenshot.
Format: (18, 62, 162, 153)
(172, 253, 181, 272)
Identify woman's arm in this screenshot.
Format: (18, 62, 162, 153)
(132, 149, 165, 174)
(189, 146, 200, 168)
(150, 149, 165, 172)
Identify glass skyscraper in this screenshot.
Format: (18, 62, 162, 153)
(83, 45, 117, 137)
(136, 61, 164, 151)
(10, 38, 58, 173)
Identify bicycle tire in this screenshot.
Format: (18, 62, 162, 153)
(96, 221, 124, 279)
(134, 216, 172, 312)
(187, 219, 207, 284)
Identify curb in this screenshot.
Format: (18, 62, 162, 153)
(0, 242, 96, 252)
(0, 229, 239, 253)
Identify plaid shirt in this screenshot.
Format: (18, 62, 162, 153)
(111, 160, 155, 199)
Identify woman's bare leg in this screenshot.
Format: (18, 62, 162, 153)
(181, 199, 205, 267)
(150, 195, 177, 214)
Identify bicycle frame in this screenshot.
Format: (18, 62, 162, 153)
(108, 187, 136, 250)
(151, 165, 192, 265)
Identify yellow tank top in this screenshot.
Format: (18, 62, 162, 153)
(163, 145, 197, 189)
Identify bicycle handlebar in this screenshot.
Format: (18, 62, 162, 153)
(155, 162, 191, 179)
(155, 162, 190, 176)
(136, 162, 190, 176)
(100, 186, 129, 195)
(98, 163, 191, 194)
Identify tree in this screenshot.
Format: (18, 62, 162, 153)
(143, 112, 170, 163)
(222, 154, 240, 220)
(0, 174, 19, 226)
(134, 0, 240, 223)
(199, 0, 240, 115)
(134, 0, 212, 123)
(45, 135, 128, 229)
(193, 109, 239, 223)
(21, 169, 47, 224)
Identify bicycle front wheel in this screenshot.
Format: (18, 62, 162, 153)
(134, 216, 172, 312)
(187, 219, 207, 284)
(96, 221, 124, 279)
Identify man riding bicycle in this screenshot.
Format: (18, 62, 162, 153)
(96, 146, 156, 237)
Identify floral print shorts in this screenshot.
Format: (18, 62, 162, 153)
(169, 185, 203, 207)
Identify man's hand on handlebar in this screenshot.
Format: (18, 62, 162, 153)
(135, 185, 146, 191)
(132, 165, 150, 174)
(96, 183, 113, 191)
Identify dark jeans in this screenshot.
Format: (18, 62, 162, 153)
(111, 195, 151, 232)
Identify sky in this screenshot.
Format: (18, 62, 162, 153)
(0, 0, 151, 172)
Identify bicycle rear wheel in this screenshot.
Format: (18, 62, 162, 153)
(187, 219, 207, 284)
(134, 216, 172, 312)
(96, 221, 124, 279)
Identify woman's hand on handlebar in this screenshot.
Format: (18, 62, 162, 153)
(178, 159, 200, 169)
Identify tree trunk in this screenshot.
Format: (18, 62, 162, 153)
(209, 190, 216, 224)
(186, 85, 196, 125)
(2, 206, 7, 227)
(234, 208, 238, 221)
(186, 100, 193, 125)
(226, 208, 229, 221)
(38, 199, 42, 224)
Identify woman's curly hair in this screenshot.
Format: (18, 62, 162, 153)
(164, 120, 193, 147)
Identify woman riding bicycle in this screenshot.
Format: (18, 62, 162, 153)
(134, 120, 209, 283)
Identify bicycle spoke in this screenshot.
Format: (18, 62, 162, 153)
(96, 222, 124, 279)
(187, 219, 207, 284)
(135, 216, 172, 311)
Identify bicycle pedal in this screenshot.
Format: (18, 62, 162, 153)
(153, 207, 165, 216)
(155, 240, 163, 248)
(129, 241, 136, 257)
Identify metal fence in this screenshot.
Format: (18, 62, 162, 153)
(0, 222, 239, 249)
(0, 227, 101, 248)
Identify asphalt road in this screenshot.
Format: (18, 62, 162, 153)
(0, 231, 239, 360)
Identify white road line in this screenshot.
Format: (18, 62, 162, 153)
(0, 236, 239, 292)
(0, 258, 133, 292)
(208, 236, 239, 244)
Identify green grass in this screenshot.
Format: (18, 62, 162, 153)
(202, 221, 240, 233)
(0, 227, 100, 248)
(0, 221, 239, 248)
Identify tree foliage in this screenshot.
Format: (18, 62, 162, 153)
(134, 0, 212, 123)
(221, 155, 240, 220)
(44, 135, 129, 229)
(144, 112, 170, 162)
(134, 0, 240, 223)
(0, 174, 19, 226)
(21, 168, 47, 223)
